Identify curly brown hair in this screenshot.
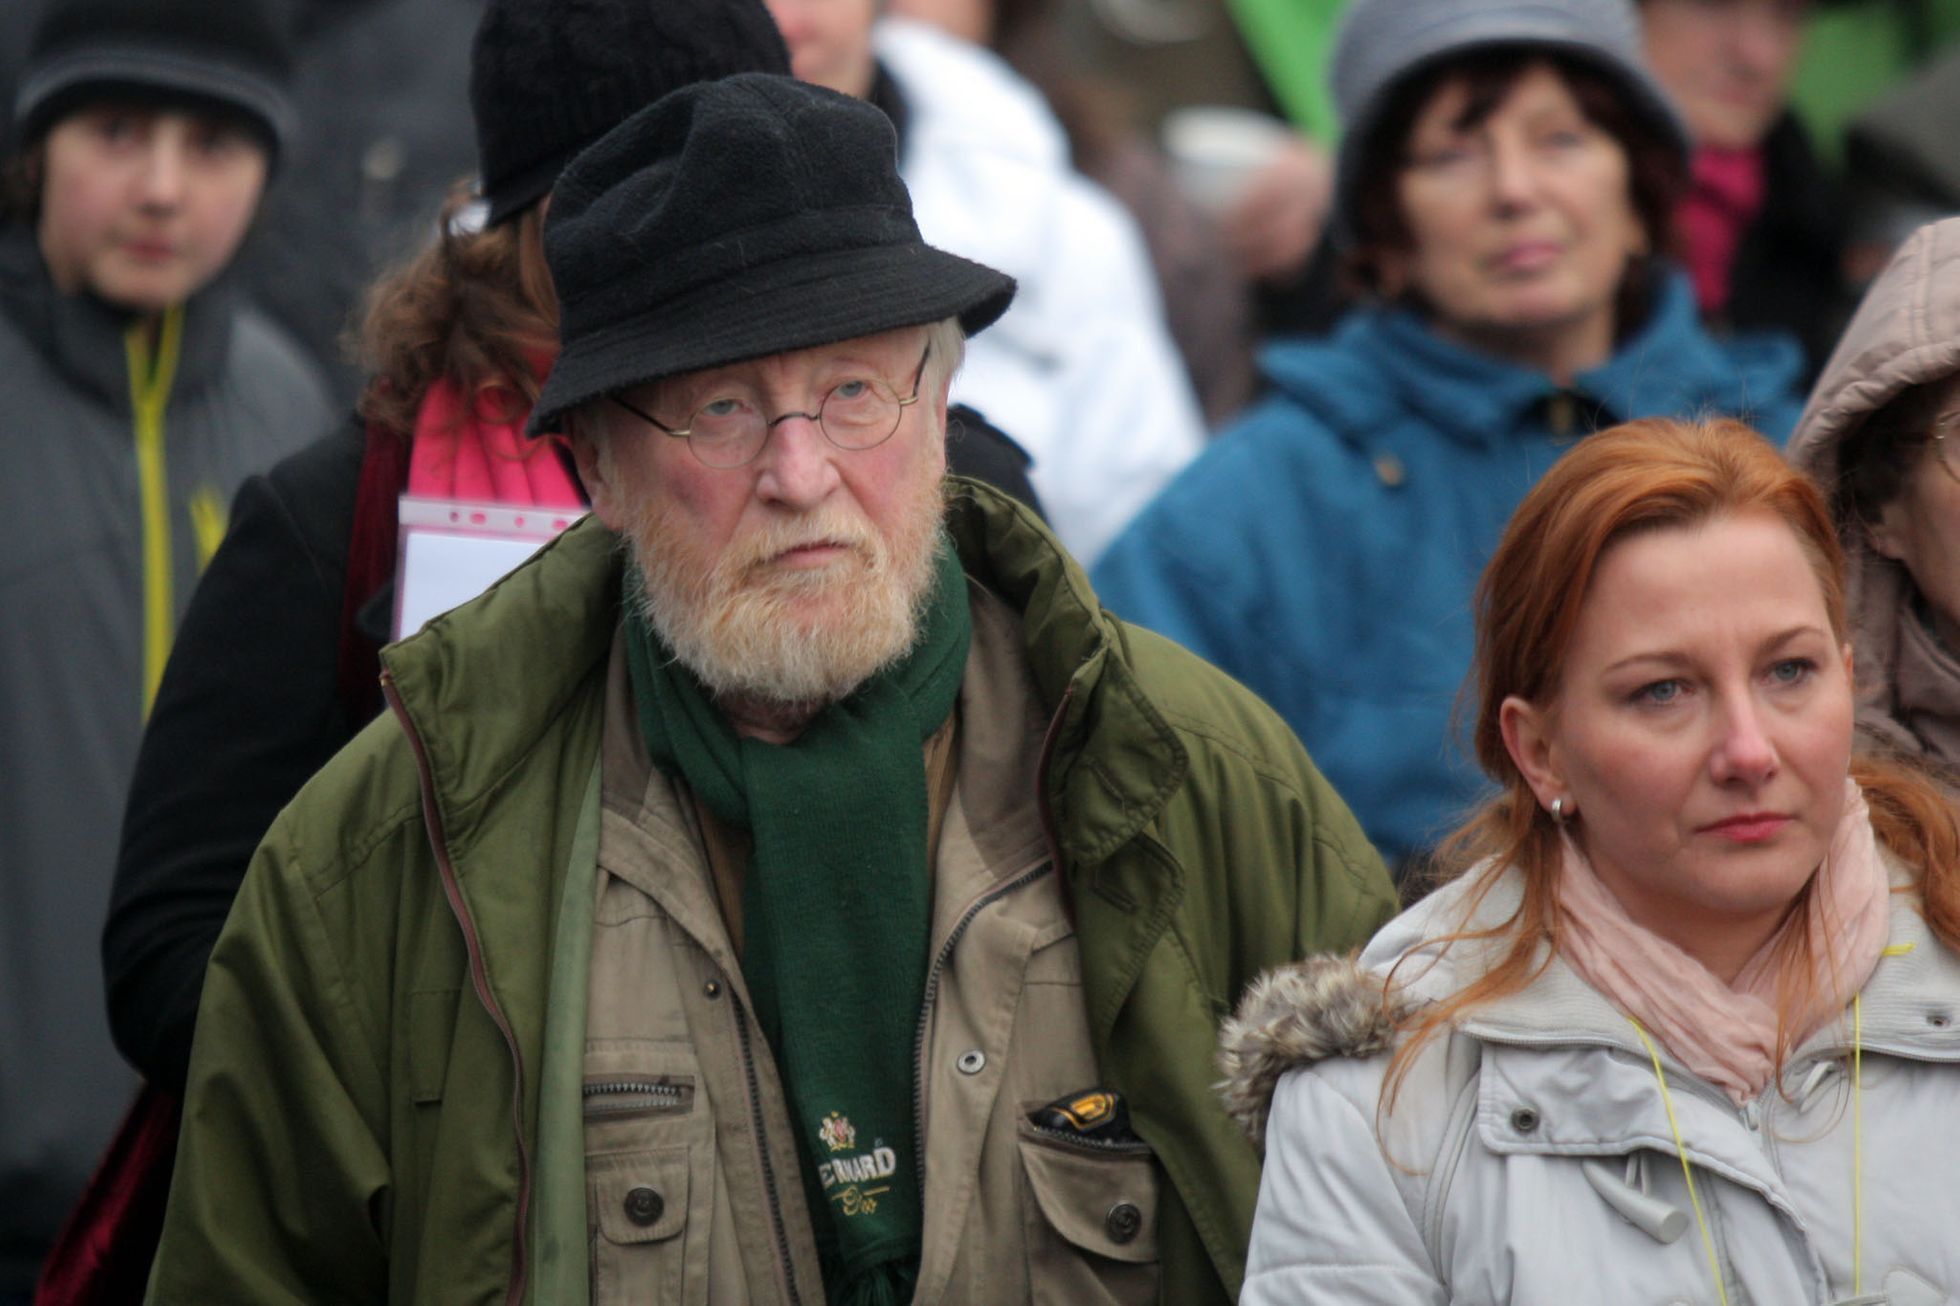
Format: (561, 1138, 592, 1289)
(357, 184, 558, 434)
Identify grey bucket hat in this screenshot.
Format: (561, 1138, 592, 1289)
(1328, 0, 1691, 244)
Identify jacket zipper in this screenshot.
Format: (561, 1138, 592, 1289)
(911, 858, 1055, 1191)
(581, 1079, 690, 1116)
(383, 670, 532, 1306)
(1022, 1122, 1152, 1155)
(908, 678, 1080, 1189)
(127, 305, 185, 716)
(733, 988, 803, 1306)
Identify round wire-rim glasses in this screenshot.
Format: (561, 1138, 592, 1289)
(609, 343, 932, 469)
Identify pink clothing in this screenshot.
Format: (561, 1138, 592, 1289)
(406, 377, 583, 507)
(1553, 778, 1891, 1104)
(1679, 146, 1767, 316)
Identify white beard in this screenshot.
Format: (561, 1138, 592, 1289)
(624, 478, 948, 711)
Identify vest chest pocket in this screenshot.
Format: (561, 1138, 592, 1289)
(589, 1147, 704, 1304)
(1016, 1119, 1163, 1305)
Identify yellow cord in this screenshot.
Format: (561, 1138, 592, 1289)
(188, 485, 227, 569)
(1628, 1018, 1731, 1306)
(126, 306, 185, 718)
(1852, 993, 1863, 1294)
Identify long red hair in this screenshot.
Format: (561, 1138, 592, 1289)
(1386, 418, 1960, 1104)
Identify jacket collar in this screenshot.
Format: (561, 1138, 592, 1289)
(1218, 850, 1960, 1146)
(942, 478, 1188, 868)
(1258, 268, 1800, 453)
(380, 477, 1187, 879)
(0, 225, 237, 411)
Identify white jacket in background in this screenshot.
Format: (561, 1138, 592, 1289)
(875, 18, 1204, 566)
(1219, 853, 1960, 1305)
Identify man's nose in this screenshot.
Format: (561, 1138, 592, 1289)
(752, 413, 842, 508)
(135, 138, 189, 210)
(1726, 7, 1794, 81)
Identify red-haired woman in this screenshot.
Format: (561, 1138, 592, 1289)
(1220, 418, 1960, 1302)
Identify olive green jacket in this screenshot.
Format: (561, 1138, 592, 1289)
(147, 480, 1396, 1304)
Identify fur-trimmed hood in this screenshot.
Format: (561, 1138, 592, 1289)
(1216, 955, 1407, 1151)
(1216, 866, 1528, 1148)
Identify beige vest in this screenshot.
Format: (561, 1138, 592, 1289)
(581, 582, 1166, 1304)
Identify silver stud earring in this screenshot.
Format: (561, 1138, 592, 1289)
(1550, 796, 1570, 824)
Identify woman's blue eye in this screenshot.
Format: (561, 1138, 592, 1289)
(1636, 679, 1684, 705)
(1769, 658, 1815, 685)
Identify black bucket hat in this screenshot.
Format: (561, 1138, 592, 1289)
(527, 73, 1016, 436)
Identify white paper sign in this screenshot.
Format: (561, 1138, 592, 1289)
(395, 496, 584, 639)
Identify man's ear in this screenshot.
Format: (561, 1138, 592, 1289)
(566, 413, 626, 532)
(1499, 694, 1565, 815)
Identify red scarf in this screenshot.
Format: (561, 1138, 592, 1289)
(406, 376, 583, 505)
(337, 374, 583, 721)
(1678, 145, 1767, 315)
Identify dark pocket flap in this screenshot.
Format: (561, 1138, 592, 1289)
(591, 1147, 691, 1246)
(1016, 1125, 1160, 1265)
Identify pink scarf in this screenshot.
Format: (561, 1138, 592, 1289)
(406, 375, 584, 507)
(1555, 778, 1891, 1104)
(1678, 145, 1766, 315)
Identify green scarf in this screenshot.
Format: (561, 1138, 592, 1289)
(624, 538, 970, 1305)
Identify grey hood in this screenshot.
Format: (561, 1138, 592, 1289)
(1788, 218, 1960, 768)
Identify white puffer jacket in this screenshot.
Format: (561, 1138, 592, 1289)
(876, 19, 1204, 566)
(1220, 856, 1960, 1305)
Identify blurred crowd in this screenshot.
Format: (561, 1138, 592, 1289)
(4, 0, 1960, 1300)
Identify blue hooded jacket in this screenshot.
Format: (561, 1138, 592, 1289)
(1093, 271, 1804, 869)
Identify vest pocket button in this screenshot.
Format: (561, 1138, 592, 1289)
(1510, 1108, 1539, 1133)
(1105, 1201, 1143, 1244)
(624, 1185, 665, 1227)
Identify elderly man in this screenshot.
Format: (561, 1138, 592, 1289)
(147, 75, 1394, 1305)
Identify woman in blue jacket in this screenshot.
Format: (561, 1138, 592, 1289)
(1093, 0, 1806, 873)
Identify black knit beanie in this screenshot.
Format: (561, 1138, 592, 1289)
(14, 0, 298, 156)
(470, 0, 791, 227)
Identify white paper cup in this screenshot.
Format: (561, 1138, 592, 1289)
(1161, 106, 1295, 213)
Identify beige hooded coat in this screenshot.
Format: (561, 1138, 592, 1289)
(1789, 217, 1960, 779)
